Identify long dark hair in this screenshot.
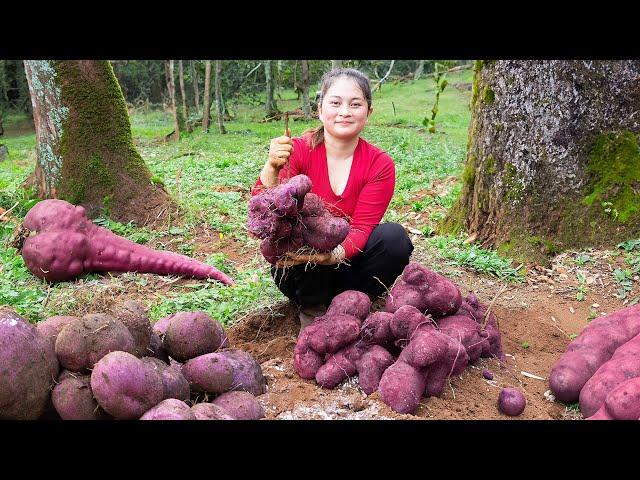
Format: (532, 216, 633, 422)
(304, 68, 372, 149)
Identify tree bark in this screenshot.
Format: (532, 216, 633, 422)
(443, 60, 640, 262)
(301, 60, 311, 119)
(264, 60, 278, 117)
(23, 60, 174, 225)
(414, 60, 425, 80)
(178, 60, 189, 121)
(202, 60, 212, 133)
(331, 60, 343, 70)
(214, 60, 226, 134)
(165, 60, 181, 140)
(191, 60, 200, 114)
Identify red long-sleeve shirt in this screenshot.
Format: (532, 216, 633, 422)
(251, 134, 396, 260)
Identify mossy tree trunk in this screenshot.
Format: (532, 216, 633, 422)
(214, 60, 226, 135)
(301, 60, 311, 120)
(202, 61, 212, 133)
(264, 60, 278, 118)
(191, 60, 200, 115)
(414, 60, 425, 80)
(23, 60, 175, 225)
(443, 60, 640, 263)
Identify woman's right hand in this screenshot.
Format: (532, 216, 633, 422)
(267, 133, 293, 171)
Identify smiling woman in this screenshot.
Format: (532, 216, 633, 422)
(251, 68, 414, 331)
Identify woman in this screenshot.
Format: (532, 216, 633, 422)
(252, 68, 414, 328)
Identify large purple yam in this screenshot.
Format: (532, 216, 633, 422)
(52, 371, 105, 420)
(212, 391, 265, 420)
(181, 353, 235, 394)
(140, 399, 196, 420)
(142, 357, 190, 401)
(163, 311, 228, 362)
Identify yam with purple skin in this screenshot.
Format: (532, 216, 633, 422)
(315, 344, 361, 389)
(498, 388, 526, 416)
(437, 314, 491, 362)
(458, 294, 505, 361)
(181, 353, 235, 394)
(483, 369, 494, 380)
(300, 192, 324, 217)
(216, 349, 267, 396)
(247, 190, 277, 239)
(152, 314, 173, 337)
(212, 391, 265, 420)
(579, 333, 640, 417)
(163, 311, 227, 362)
(385, 262, 462, 317)
(587, 377, 640, 420)
(36, 315, 78, 350)
(549, 303, 640, 403)
(20, 198, 234, 285)
(326, 290, 371, 321)
(293, 329, 325, 379)
(52, 371, 106, 420)
(55, 314, 137, 372)
(0, 309, 60, 420)
(356, 345, 395, 395)
(191, 402, 234, 420)
(142, 357, 190, 401)
(140, 399, 196, 420)
(305, 313, 362, 355)
(110, 300, 151, 357)
(389, 305, 434, 349)
(378, 325, 468, 414)
(260, 234, 303, 265)
(301, 214, 350, 252)
(90, 351, 164, 420)
(360, 311, 394, 348)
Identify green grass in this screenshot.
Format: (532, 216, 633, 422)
(0, 68, 528, 323)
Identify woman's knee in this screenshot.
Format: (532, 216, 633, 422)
(371, 223, 414, 261)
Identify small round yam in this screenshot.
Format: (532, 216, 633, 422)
(52, 371, 105, 420)
(191, 402, 234, 420)
(498, 388, 526, 416)
(163, 311, 228, 362)
(55, 313, 136, 372)
(90, 351, 164, 420)
(0, 309, 60, 420)
(140, 399, 196, 420)
(36, 315, 78, 350)
(482, 369, 494, 380)
(142, 357, 190, 401)
(110, 300, 152, 357)
(182, 353, 235, 394)
(217, 349, 267, 396)
(212, 391, 265, 420)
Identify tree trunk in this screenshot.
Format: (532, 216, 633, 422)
(165, 60, 181, 140)
(443, 60, 640, 263)
(23, 60, 174, 225)
(178, 60, 189, 121)
(331, 60, 343, 70)
(301, 60, 311, 119)
(202, 60, 212, 133)
(191, 60, 200, 114)
(414, 60, 425, 80)
(265, 60, 278, 117)
(214, 60, 226, 134)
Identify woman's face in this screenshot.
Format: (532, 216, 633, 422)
(319, 76, 372, 140)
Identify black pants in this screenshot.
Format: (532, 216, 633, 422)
(271, 223, 414, 308)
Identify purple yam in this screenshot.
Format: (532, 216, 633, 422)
(163, 311, 228, 362)
(360, 311, 394, 348)
(301, 214, 350, 252)
(153, 314, 174, 337)
(140, 399, 196, 420)
(212, 391, 265, 420)
(90, 351, 164, 420)
(142, 357, 190, 401)
(326, 290, 371, 321)
(216, 349, 267, 396)
(191, 402, 234, 420)
(147, 330, 170, 362)
(356, 345, 395, 395)
(110, 300, 152, 357)
(483, 369, 494, 380)
(378, 360, 428, 414)
(300, 192, 324, 217)
(0, 309, 60, 420)
(36, 315, 78, 350)
(55, 314, 136, 372)
(181, 353, 235, 394)
(52, 371, 105, 420)
(498, 388, 526, 416)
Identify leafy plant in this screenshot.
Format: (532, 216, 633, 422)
(612, 268, 634, 299)
(422, 62, 449, 134)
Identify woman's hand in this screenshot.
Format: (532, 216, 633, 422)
(267, 131, 293, 171)
(275, 245, 345, 268)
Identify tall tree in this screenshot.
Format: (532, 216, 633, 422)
(178, 60, 189, 121)
(214, 60, 226, 134)
(414, 60, 425, 80)
(301, 60, 312, 119)
(191, 60, 200, 114)
(264, 60, 278, 118)
(443, 60, 640, 263)
(202, 61, 212, 133)
(164, 60, 182, 140)
(331, 60, 343, 70)
(23, 60, 174, 224)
